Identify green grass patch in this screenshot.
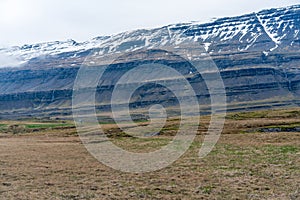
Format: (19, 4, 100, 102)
(226, 111, 269, 120)
(24, 123, 74, 129)
(263, 145, 299, 154)
(261, 145, 299, 165)
(98, 119, 148, 125)
(0, 124, 8, 132)
(263, 123, 300, 129)
(227, 109, 300, 120)
(201, 185, 214, 194)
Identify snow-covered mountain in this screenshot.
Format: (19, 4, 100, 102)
(0, 4, 300, 119)
(0, 4, 299, 68)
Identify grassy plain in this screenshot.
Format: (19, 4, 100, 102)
(0, 108, 299, 199)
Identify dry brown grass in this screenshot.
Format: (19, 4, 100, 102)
(0, 108, 299, 199)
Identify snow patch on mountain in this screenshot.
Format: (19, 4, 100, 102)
(0, 4, 299, 67)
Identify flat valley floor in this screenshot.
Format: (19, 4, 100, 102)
(0, 109, 299, 199)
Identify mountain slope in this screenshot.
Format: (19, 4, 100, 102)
(0, 5, 300, 119)
(1, 5, 299, 68)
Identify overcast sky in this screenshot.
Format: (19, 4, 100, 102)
(0, 0, 299, 47)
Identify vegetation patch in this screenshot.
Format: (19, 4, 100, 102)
(0, 122, 74, 134)
(24, 123, 74, 129)
(227, 108, 300, 120)
(226, 110, 269, 120)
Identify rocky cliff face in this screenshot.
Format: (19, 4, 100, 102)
(0, 5, 299, 119)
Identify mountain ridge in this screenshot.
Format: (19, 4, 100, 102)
(0, 4, 299, 68)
